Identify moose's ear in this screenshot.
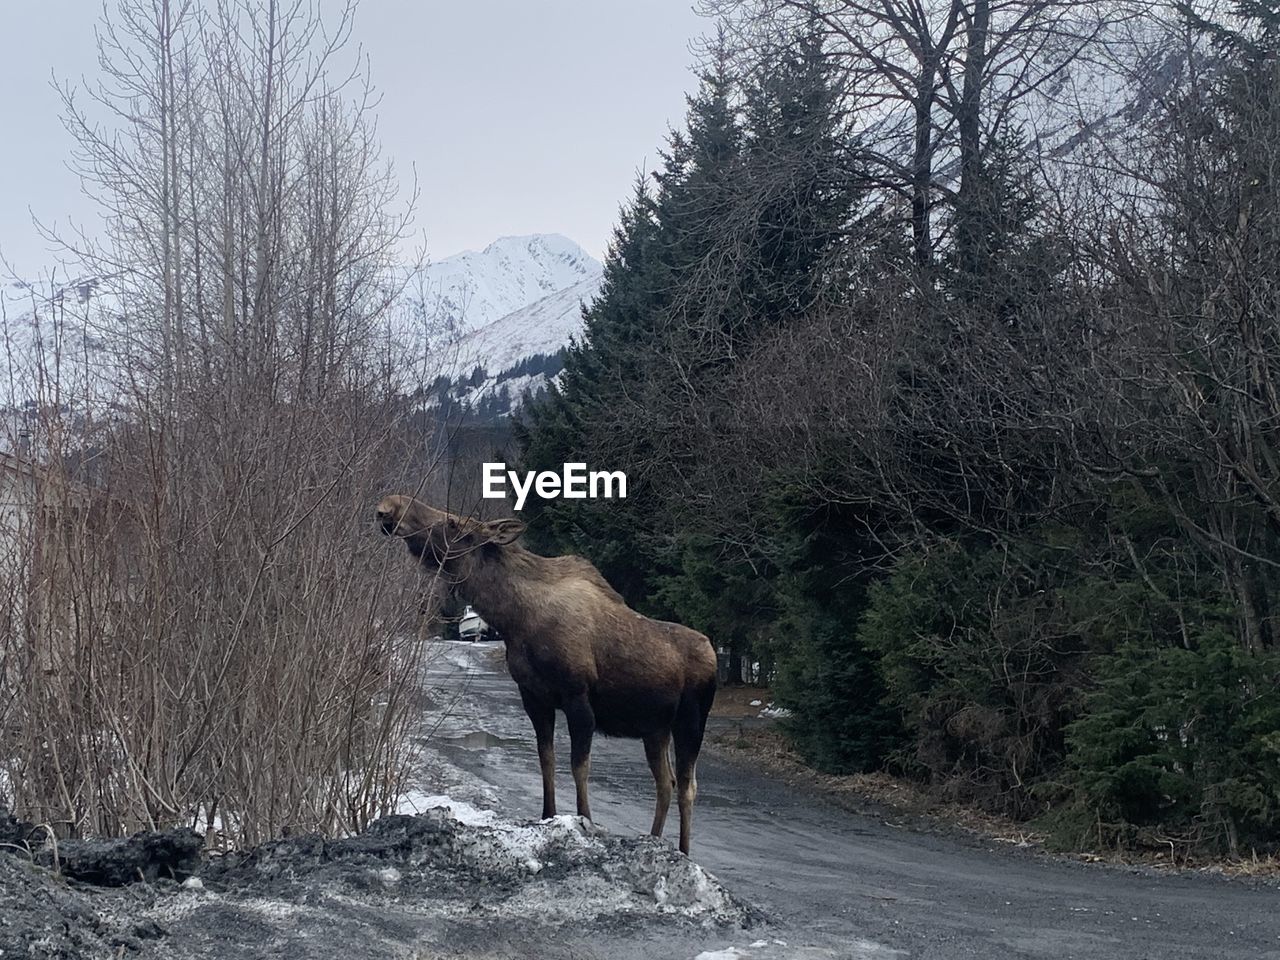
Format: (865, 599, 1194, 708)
(483, 518, 527, 545)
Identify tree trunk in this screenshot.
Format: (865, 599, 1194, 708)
(911, 63, 936, 270)
(955, 0, 990, 272)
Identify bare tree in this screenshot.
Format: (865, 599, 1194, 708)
(705, 0, 1124, 269)
(0, 0, 437, 844)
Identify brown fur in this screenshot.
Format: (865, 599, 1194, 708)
(375, 494, 718, 854)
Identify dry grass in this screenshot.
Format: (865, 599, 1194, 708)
(709, 685, 773, 719)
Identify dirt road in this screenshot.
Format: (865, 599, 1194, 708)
(415, 642, 1280, 960)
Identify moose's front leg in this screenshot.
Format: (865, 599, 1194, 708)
(520, 688, 557, 819)
(563, 693, 596, 820)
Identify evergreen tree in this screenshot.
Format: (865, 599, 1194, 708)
(738, 27, 857, 325)
(650, 26, 866, 674)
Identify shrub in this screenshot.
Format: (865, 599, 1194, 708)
(861, 538, 1088, 817)
(766, 501, 903, 773)
(1059, 630, 1280, 855)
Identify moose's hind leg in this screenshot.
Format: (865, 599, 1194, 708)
(564, 693, 596, 821)
(643, 732, 674, 837)
(672, 680, 715, 855)
(672, 744, 699, 855)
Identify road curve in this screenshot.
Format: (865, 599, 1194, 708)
(413, 642, 1280, 960)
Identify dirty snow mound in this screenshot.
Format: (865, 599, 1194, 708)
(202, 805, 751, 927)
(0, 853, 179, 957)
(0, 803, 755, 958)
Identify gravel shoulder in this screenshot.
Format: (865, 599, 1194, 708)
(707, 719, 1280, 881)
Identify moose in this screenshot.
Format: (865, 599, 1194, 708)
(376, 494, 718, 855)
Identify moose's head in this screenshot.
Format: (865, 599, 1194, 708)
(375, 494, 526, 579)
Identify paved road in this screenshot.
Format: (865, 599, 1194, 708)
(412, 642, 1280, 960)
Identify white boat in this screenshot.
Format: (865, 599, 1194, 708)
(458, 605, 491, 642)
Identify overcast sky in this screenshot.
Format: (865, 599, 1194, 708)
(0, 1, 706, 276)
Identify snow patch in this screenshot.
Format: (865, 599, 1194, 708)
(449, 273, 602, 376)
(693, 939, 904, 959)
(396, 793, 500, 826)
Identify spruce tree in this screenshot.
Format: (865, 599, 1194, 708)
(652, 24, 866, 678)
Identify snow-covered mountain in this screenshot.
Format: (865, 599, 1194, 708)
(399, 234, 600, 362)
(410, 233, 599, 335)
(0, 235, 602, 431)
(391, 233, 602, 415)
(451, 272, 601, 377)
